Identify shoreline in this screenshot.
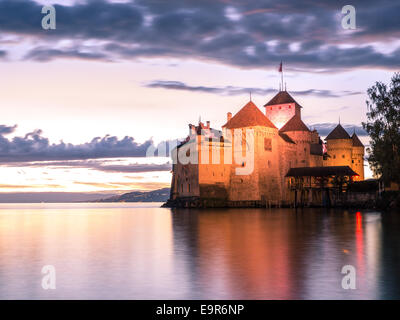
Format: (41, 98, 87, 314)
(163, 190, 400, 210)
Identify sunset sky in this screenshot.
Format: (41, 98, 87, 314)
(0, 0, 399, 198)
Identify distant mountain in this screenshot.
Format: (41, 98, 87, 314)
(0, 192, 119, 203)
(94, 188, 170, 202)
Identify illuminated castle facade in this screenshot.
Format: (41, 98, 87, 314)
(167, 90, 364, 207)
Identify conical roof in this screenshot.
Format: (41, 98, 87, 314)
(279, 115, 310, 132)
(264, 91, 302, 108)
(351, 133, 364, 147)
(223, 101, 277, 129)
(325, 123, 351, 140)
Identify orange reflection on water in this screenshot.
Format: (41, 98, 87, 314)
(195, 211, 293, 299)
(356, 211, 362, 232)
(355, 211, 364, 280)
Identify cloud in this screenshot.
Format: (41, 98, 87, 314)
(0, 184, 62, 189)
(0, 124, 177, 163)
(3, 159, 172, 173)
(145, 80, 275, 96)
(73, 181, 170, 190)
(25, 47, 110, 62)
(0, 0, 399, 70)
(0, 0, 143, 38)
(310, 122, 368, 136)
(0, 124, 16, 134)
(290, 89, 362, 98)
(89, 162, 171, 173)
(145, 80, 362, 97)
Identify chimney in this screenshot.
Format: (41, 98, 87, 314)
(227, 112, 232, 122)
(206, 121, 210, 129)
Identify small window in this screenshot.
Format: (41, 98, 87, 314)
(352, 160, 354, 163)
(268, 160, 271, 168)
(333, 155, 336, 159)
(264, 138, 272, 151)
(188, 184, 190, 192)
(342, 154, 345, 159)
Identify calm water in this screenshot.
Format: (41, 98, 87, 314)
(0, 203, 399, 300)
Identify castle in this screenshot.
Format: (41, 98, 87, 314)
(166, 90, 364, 207)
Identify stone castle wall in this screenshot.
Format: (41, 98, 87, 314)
(170, 96, 365, 207)
(324, 139, 353, 167)
(351, 146, 365, 181)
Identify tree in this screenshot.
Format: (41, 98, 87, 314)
(362, 73, 400, 184)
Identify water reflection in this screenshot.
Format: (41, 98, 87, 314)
(171, 208, 386, 299)
(0, 203, 398, 299)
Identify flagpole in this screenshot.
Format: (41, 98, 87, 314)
(281, 62, 284, 91)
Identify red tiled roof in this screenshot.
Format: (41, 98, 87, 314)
(351, 133, 364, 147)
(279, 115, 310, 132)
(223, 101, 277, 129)
(264, 91, 302, 108)
(325, 124, 351, 140)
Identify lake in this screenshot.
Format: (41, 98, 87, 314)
(0, 203, 399, 299)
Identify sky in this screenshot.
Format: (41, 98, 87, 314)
(0, 0, 399, 197)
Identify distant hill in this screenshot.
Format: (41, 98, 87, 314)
(0, 192, 119, 203)
(94, 188, 170, 202)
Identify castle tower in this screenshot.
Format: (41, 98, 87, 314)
(222, 101, 281, 202)
(279, 115, 312, 167)
(324, 123, 353, 168)
(351, 132, 365, 181)
(264, 91, 302, 129)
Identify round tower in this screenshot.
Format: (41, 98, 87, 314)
(351, 132, 365, 181)
(324, 124, 353, 168)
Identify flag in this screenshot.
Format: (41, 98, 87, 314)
(278, 61, 282, 72)
(322, 143, 327, 154)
